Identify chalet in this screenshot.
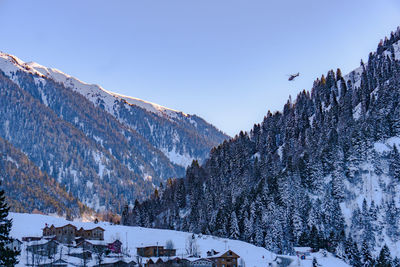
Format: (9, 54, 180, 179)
(75, 240, 107, 252)
(108, 239, 122, 253)
(27, 239, 58, 256)
(5, 239, 22, 252)
(42, 223, 105, 244)
(207, 249, 219, 257)
(76, 226, 105, 240)
(207, 250, 240, 267)
(137, 245, 176, 257)
(42, 224, 77, 244)
(167, 257, 190, 266)
(190, 258, 214, 266)
(68, 250, 92, 260)
(22, 236, 42, 242)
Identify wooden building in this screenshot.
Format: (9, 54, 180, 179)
(27, 239, 59, 257)
(108, 240, 123, 253)
(42, 224, 77, 244)
(208, 250, 240, 267)
(190, 258, 214, 266)
(137, 246, 176, 257)
(42, 224, 105, 243)
(76, 226, 105, 240)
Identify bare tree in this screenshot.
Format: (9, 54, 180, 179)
(185, 234, 200, 257)
(94, 247, 105, 266)
(165, 240, 174, 250)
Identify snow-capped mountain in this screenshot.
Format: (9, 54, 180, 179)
(0, 51, 228, 212)
(0, 52, 228, 167)
(123, 27, 400, 264)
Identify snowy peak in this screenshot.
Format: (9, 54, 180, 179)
(0, 51, 228, 170)
(0, 52, 45, 78)
(0, 51, 186, 119)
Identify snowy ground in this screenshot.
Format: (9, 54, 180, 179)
(9, 212, 350, 266)
(272, 251, 350, 267)
(10, 213, 274, 266)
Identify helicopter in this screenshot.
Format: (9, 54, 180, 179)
(288, 72, 300, 81)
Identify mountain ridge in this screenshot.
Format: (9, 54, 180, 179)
(0, 51, 228, 212)
(0, 51, 229, 168)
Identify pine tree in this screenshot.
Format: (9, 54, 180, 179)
(376, 244, 392, 267)
(309, 225, 320, 252)
(389, 145, 400, 182)
(361, 240, 374, 267)
(229, 211, 240, 239)
(0, 184, 19, 266)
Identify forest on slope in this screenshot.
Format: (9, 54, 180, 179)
(0, 136, 88, 217)
(122, 27, 400, 265)
(0, 52, 227, 212)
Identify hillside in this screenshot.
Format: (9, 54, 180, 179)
(8, 212, 349, 267)
(0, 137, 88, 217)
(122, 27, 400, 265)
(0, 52, 228, 212)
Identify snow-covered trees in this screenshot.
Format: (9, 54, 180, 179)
(121, 29, 400, 261)
(0, 183, 19, 266)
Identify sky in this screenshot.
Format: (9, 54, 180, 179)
(1, 1, 400, 136)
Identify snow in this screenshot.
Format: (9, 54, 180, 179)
(92, 151, 106, 178)
(10, 212, 275, 267)
(353, 103, 362, 120)
(23, 60, 187, 120)
(374, 136, 400, 154)
(110, 91, 187, 118)
(288, 251, 350, 267)
(344, 66, 363, 89)
(161, 147, 194, 167)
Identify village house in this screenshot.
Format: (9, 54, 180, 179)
(42, 223, 105, 244)
(22, 236, 42, 242)
(76, 226, 105, 240)
(108, 239, 123, 253)
(27, 239, 58, 257)
(137, 245, 176, 257)
(190, 258, 214, 266)
(42, 224, 77, 244)
(75, 239, 107, 252)
(207, 250, 240, 267)
(94, 259, 136, 267)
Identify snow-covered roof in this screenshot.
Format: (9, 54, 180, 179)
(207, 250, 239, 258)
(76, 239, 107, 246)
(294, 247, 312, 252)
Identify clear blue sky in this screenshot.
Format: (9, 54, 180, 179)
(1, 1, 399, 136)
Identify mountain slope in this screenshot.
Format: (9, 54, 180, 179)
(123, 27, 400, 263)
(0, 52, 227, 212)
(0, 136, 88, 217)
(3, 57, 228, 168)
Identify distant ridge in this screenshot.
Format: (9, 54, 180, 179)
(0, 51, 228, 212)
